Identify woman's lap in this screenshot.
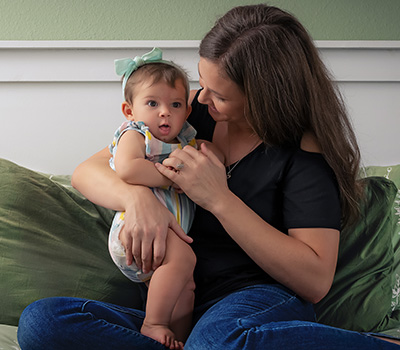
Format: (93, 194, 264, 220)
(186, 284, 315, 349)
(17, 297, 164, 350)
(187, 284, 398, 349)
(17, 285, 400, 349)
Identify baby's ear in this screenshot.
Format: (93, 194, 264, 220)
(122, 101, 135, 121)
(185, 105, 192, 120)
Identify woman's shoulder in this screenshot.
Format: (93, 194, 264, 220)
(300, 131, 321, 154)
(279, 144, 337, 193)
(272, 131, 330, 176)
(262, 140, 333, 184)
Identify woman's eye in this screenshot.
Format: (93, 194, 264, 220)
(147, 100, 157, 107)
(172, 102, 182, 108)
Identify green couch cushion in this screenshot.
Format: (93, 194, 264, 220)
(0, 158, 143, 326)
(362, 165, 400, 312)
(362, 164, 400, 187)
(315, 175, 399, 332)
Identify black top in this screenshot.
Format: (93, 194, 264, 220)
(187, 90, 341, 306)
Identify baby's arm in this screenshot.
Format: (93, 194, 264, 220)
(114, 130, 173, 188)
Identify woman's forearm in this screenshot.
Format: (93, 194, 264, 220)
(71, 147, 148, 211)
(210, 191, 339, 304)
(72, 147, 191, 272)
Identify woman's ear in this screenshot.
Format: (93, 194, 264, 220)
(122, 101, 135, 120)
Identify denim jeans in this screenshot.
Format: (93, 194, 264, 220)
(18, 284, 398, 349)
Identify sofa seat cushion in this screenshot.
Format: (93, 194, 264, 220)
(0, 324, 20, 350)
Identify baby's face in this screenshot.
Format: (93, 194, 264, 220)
(129, 79, 191, 143)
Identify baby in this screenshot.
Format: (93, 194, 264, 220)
(108, 48, 202, 349)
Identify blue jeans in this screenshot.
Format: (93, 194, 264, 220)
(18, 284, 398, 349)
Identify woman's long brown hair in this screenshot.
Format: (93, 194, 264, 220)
(200, 4, 363, 227)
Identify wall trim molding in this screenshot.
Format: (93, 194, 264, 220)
(1, 40, 399, 83)
(0, 40, 201, 49)
(1, 40, 399, 49)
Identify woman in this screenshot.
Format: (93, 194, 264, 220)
(18, 4, 399, 349)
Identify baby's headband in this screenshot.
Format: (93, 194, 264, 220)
(115, 47, 168, 96)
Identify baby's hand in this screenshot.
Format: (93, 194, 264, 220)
(165, 167, 183, 193)
(171, 183, 183, 193)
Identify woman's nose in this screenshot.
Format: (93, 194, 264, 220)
(197, 88, 209, 105)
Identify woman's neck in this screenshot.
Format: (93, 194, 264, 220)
(213, 121, 261, 166)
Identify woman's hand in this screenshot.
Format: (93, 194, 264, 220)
(72, 147, 191, 273)
(156, 143, 229, 211)
(119, 186, 192, 273)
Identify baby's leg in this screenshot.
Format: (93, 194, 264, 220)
(170, 277, 196, 342)
(141, 228, 196, 349)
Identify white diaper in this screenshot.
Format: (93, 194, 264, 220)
(108, 212, 153, 283)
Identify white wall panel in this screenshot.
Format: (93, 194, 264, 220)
(0, 41, 399, 173)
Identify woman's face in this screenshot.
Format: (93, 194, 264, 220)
(197, 58, 246, 125)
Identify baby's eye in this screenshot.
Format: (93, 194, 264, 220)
(147, 100, 157, 107)
(172, 102, 182, 108)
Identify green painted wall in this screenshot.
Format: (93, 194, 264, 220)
(0, 0, 399, 40)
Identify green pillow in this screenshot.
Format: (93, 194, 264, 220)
(315, 176, 399, 332)
(362, 164, 400, 187)
(362, 165, 400, 312)
(0, 159, 143, 326)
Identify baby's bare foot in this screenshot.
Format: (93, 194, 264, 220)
(141, 322, 184, 350)
(373, 336, 400, 346)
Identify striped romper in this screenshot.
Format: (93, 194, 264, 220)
(108, 120, 197, 283)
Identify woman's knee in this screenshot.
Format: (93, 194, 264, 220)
(186, 285, 315, 349)
(18, 297, 84, 349)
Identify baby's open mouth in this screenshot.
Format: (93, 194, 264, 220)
(159, 124, 171, 135)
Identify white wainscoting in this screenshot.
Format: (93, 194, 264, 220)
(0, 40, 399, 174)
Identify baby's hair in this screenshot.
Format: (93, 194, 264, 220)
(124, 62, 190, 105)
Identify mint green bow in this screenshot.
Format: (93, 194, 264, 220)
(115, 47, 164, 95)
